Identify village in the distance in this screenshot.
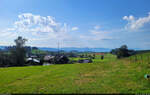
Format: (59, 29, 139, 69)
(0, 36, 146, 67)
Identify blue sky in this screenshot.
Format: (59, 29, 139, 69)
(0, 0, 150, 49)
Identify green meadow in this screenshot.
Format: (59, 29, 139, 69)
(0, 52, 150, 94)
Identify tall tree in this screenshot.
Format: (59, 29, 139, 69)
(11, 36, 27, 66)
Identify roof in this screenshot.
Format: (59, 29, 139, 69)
(44, 55, 54, 61)
(26, 58, 40, 63)
(30, 55, 38, 58)
(95, 53, 105, 55)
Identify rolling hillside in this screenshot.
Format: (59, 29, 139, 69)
(0, 53, 150, 94)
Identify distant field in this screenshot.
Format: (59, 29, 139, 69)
(69, 53, 117, 63)
(0, 53, 150, 94)
(32, 49, 47, 55)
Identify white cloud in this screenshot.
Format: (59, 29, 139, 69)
(14, 13, 60, 33)
(79, 26, 113, 41)
(0, 13, 77, 47)
(123, 12, 150, 31)
(0, 13, 116, 48)
(71, 27, 79, 31)
(123, 15, 135, 21)
(16, 13, 58, 27)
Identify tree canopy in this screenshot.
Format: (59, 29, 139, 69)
(110, 45, 135, 59)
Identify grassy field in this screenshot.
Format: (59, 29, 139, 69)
(32, 49, 47, 55)
(0, 53, 150, 94)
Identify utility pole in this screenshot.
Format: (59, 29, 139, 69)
(57, 42, 60, 56)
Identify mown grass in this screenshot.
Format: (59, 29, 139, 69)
(0, 53, 150, 94)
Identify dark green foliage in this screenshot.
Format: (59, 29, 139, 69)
(84, 54, 88, 58)
(89, 58, 93, 63)
(11, 47, 26, 66)
(25, 46, 32, 57)
(79, 54, 84, 58)
(101, 55, 104, 60)
(68, 60, 77, 64)
(10, 36, 27, 66)
(32, 47, 38, 50)
(93, 54, 96, 59)
(0, 51, 11, 67)
(110, 45, 135, 59)
(39, 59, 44, 65)
(67, 52, 77, 57)
(53, 55, 69, 64)
(0, 36, 28, 67)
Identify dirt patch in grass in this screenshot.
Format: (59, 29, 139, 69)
(75, 72, 97, 86)
(75, 77, 95, 86)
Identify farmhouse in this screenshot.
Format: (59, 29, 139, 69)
(44, 55, 55, 61)
(26, 57, 40, 64)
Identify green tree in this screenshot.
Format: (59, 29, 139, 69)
(11, 36, 27, 66)
(110, 45, 134, 59)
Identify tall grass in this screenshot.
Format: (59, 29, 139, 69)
(129, 52, 150, 64)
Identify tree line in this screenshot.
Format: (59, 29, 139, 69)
(0, 36, 27, 67)
(0, 36, 71, 67)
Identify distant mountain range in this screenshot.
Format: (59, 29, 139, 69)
(38, 47, 111, 52)
(0, 46, 111, 52)
(0, 46, 145, 52)
(0, 46, 6, 50)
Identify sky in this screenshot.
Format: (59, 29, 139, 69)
(0, 0, 150, 49)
